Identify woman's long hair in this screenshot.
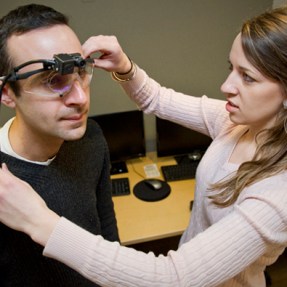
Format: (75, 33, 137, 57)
(209, 6, 287, 207)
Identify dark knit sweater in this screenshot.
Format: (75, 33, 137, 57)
(0, 119, 119, 286)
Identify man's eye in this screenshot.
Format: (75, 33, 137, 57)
(41, 72, 56, 83)
(78, 69, 86, 79)
(48, 74, 70, 88)
(49, 74, 63, 86)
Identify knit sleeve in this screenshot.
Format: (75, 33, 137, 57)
(119, 66, 229, 139)
(43, 184, 287, 287)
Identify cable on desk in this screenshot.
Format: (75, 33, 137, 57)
(130, 160, 146, 179)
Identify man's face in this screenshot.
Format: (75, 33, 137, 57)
(6, 25, 90, 144)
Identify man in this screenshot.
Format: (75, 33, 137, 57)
(0, 4, 119, 286)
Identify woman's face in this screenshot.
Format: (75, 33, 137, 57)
(221, 33, 285, 132)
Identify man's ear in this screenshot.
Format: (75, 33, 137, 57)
(1, 84, 16, 108)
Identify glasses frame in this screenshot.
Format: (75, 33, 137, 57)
(0, 53, 94, 99)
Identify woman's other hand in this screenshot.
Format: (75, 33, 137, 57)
(0, 163, 60, 246)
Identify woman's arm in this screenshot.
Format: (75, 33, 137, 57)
(1, 162, 286, 286)
(43, 191, 287, 287)
(83, 35, 227, 138)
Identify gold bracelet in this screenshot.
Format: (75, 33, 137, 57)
(111, 59, 137, 82)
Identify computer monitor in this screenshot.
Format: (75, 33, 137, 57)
(89, 110, 146, 174)
(156, 117, 212, 164)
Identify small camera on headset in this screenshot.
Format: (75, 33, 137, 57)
(53, 53, 87, 75)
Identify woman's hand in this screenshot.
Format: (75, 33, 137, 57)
(0, 163, 60, 246)
(82, 35, 132, 74)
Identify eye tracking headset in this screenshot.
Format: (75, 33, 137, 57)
(0, 53, 94, 98)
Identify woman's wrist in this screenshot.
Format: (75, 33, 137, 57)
(111, 57, 137, 82)
(116, 55, 133, 74)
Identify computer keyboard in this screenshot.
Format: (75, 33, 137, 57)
(161, 161, 199, 182)
(111, 177, 131, 196)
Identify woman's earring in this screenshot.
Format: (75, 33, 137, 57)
(283, 100, 287, 109)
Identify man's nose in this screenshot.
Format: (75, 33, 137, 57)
(63, 80, 89, 106)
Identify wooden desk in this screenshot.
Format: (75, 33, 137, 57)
(111, 153, 195, 245)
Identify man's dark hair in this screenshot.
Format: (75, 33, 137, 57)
(0, 4, 69, 77)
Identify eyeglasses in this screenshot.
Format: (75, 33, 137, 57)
(21, 64, 93, 97)
(0, 53, 94, 98)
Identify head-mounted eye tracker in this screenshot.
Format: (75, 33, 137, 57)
(0, 53, 94, 98)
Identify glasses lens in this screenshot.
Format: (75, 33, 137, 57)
(22, 63, 93, 97)
(76, 64, 93, 88)
(47, 73, 74, 95)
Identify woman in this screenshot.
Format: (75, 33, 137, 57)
(0, 5, 287, 287)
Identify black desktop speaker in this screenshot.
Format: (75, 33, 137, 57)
(133, 179, 171, 202)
